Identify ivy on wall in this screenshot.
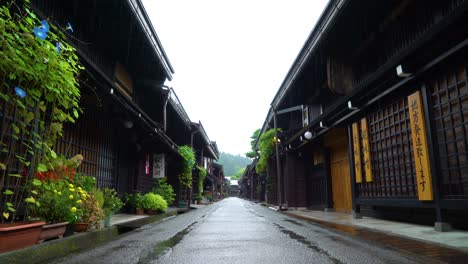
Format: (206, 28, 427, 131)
(177, 145, 195, 188)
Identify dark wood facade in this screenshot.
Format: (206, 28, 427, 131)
(31, 0, 186, 197)
(252, 0, 468, 229)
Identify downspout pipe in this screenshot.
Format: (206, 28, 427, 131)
(272, 106, 283, 208)
(188, 125, 201, 209)
(161, 86, 173, 132)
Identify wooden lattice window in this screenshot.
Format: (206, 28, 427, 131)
(430, 65, 468, 197)
(55, 104, 116, 189)
(357, 98, 417, 198)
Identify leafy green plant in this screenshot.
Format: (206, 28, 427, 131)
(142, 193, 167, 212)
(76, 192, 104, 228)
(177, 145, 195, 188)
(26, 178, 75, 223)
(245, 128, 261, 158)
(92, 187, 104, 209)
(0, 1, 83, 221)
(255, 128, 281, 174)
(102, 188, 123, 216)
(152, 178, 175, 206)
(196, 166, 207, 199)
(72, 173, 96, 192)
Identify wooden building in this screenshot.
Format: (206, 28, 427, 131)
(206, 162, 226, 201)
(254, 0, 468, 230)
(30, 0, 220, 206)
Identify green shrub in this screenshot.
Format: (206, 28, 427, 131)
(124, 193, 144, 209)
(152, 179, 175, 206)
(102, 188, 123, 216)
(142, 193, 167, 212)
(92, 187, 104, 209)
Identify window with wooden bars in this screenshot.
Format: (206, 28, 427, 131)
(55, 104, 116, 189)
(357, 98, 418, 198)
(429, 64, 468, 198)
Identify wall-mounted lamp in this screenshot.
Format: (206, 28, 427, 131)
(319, 121, 328, 129)
(304, 131, 313, 140)
(396, 64, 411, 78)
(347, 100, 358, 110)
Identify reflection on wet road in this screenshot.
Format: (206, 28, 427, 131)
(56, 198, 423, 264)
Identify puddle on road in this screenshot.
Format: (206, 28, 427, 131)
(138, 222, 197, 263)
(273, 223, 342, 264)
(283, 218, 303, 226)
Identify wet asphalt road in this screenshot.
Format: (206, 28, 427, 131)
(54, 198, 421, 264)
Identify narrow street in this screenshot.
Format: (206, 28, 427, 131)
(52, 198, 421, 264)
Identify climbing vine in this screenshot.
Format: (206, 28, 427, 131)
(196, 165, 207, 199)
(0, 0, 83, 221)
(255, 128, 282, 174)
(177, 145, 195, 188)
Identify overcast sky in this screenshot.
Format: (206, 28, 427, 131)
(142, 0, 328, 156)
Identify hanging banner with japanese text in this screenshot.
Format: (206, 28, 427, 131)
(352, 123, 362, 183)
(361, 118, 373, 182)
(153, 153, 165, 179)
(408, 91, 433, 201)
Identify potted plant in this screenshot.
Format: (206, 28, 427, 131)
(72, 192, 104, 232)
(142, 193, 168, 215)
(152, 178, 175, 206)
(136, 194, 145, 215)
(102, 188, 123, 227)
(195, 194, 203, 204)
(27, 155, 85, 242)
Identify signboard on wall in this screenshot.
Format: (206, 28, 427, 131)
(352, 123, 362, 183)
(153, 154, 165, 179)
(361, 118, 373, 182)
(408, 91, 433, 201)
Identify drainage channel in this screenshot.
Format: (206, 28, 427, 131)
(138, 222, 197, 263)
(116, 210, 188, 235)
(273, 223, 343, 264)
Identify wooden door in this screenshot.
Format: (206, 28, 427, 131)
(325, 128, 352, 213)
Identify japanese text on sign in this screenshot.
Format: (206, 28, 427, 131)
(408, 91, 433, 201)
(361, 118, 373, 182)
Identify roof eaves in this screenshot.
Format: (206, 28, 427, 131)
(127, 0, 175, 80)
(271, 0, 348, 109)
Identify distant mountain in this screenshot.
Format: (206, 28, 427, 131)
(217, 152, 251, 176)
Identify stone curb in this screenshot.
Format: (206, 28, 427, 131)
(0, 208, 188, 264)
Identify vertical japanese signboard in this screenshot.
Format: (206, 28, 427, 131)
(361, 118, 373, 182)
(408, 91, 433, 201)
(352, 123, 362, 183)
(153, 154, 165, 179)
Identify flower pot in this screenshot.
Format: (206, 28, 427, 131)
(0, 221, 46, 253)
(135, 208, 144, 215)
(104, 214, 113, 228)
(73, 222, 90, 232)
(38, 222, 68, 243)
(146, 209, 156, 215)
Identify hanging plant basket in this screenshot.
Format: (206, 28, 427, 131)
(0, 221, 46, 253)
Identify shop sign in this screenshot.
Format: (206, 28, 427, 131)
(361, 118, 373, 182)
(408, 91, 433, 201)
(352, 122, 362, 183)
